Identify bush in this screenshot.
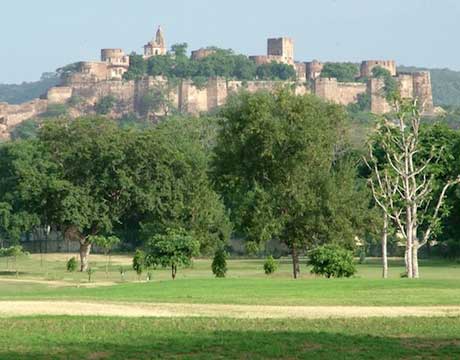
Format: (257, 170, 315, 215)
(132, 249, 146, 280)
(211, 248, 228, 278)
(41, 104, 68, 118)
(10, 118, 41, 140)
(263, 256, 279, 275)
(95, 96, 116, 115)
(66, 257, 78, 272)
(309, 244, 356, 278)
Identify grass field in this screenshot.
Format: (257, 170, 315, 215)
(1, 254, 460, 359)
(0, 254, 460, 306)
(1, 316, 460, 359)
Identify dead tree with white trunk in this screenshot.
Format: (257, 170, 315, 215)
(365, 99, 460, 278)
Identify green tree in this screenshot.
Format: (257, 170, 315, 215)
(256, 62, 296, 80)
(147, 55, 175, 77)
(123, 54, 147, 81)
(145, 228, 199, 279)
(417, 124, 460, 257)
(321, 63, 359, 82)
(138, 84, 175, 118)
(95, 96, 116, 115)
(135, 116, 231, 255)
(171, 43, 188, 59)
(371, 66, 399, 101)
(0, 141, 44, 244)
(35, 118, 135, 271)
(211, 247, 228, 278)
(213, 89, 369, 278)
(348, 93, 371, 113)
(132, 249, 146, 280)
(10, 119, 41, 140)
(41, 104, 68, 118)
(263, 256, 279, 275)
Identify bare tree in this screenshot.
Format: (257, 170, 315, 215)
(365, 99, 460, 278)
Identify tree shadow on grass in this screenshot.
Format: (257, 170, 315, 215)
(1, 330, 459, 360)
(0, 271, 30, 276)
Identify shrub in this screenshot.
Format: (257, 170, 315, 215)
(263, 256, 279, 275)
(212, 248, 228, 278)
(95, 95, 116, 115)
(132, 249, 146, 280)
(309, 244, 356, 278)
(358, 248, 366, 264)
(10, 118, 41, 140)
(41, 104, 68, 118)
(66, 257, 78, 272)
(87, 267, 95, 282)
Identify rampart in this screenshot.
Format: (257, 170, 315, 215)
(361, 60, 397, 77)
(314, 78, 367, 105)
(0, 99, 49, 140)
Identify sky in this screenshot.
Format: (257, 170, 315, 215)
(1, 0, 459, 84)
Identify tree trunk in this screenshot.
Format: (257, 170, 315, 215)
(171, 265, 177, 280)
(79, 242, 91, 272)
(291, 246, 300, 279)
(412, 241, 420, 278)
(405, 210, 413, 278)
(382, 213, 388, 279)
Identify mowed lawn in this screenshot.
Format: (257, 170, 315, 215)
(1, 316, 460, 359)
(1, 255, 460, 359)
(0, 255, 459, 306)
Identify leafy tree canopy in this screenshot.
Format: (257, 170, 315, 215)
(212, 89, 372, 277)
(320, 63, 359, 82)
(145, 228, 200, 279)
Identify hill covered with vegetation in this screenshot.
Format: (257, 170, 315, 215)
(0, 73, 60, 104)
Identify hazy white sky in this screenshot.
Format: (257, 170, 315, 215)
(1, 0, 459, 83)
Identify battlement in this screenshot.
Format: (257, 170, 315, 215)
(306, 60, 324, 80)
(361, 60, 396, 77)
(267, 37, 294, 64)
(314, 78, 367, 106)
(191, 48, 216, 60)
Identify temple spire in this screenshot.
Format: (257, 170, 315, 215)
(155, 26, 165, 47)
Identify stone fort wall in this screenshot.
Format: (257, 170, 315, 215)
(0, 71, 435, 140)
(0, 99, 49, 140)
(314, 78, 367, 106)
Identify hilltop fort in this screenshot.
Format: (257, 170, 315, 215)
(0, 26, 434, 140)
